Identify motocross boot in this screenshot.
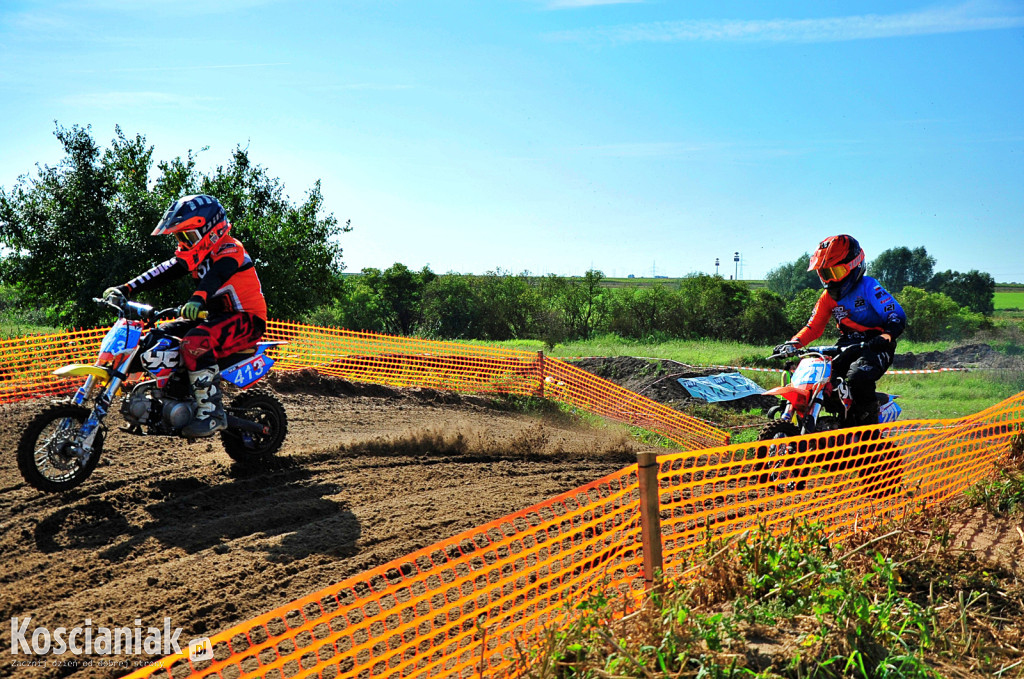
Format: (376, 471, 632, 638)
(854, 397, 880, 427)
(183, 367, 227, 438)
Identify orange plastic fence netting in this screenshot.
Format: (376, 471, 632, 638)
(0, 320, 728, 450)
(120, 391, 1024, 679)
(128, 466, 645, 679)
(654, 393, 1024, 575)
(0, 327, 111, 402)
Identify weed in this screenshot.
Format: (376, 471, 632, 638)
(520, 516, 1024, 678)
(966, 468, 1024, 516)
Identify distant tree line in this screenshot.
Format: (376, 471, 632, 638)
(306, 266, 795, 345)
(0, 125, 995, 346)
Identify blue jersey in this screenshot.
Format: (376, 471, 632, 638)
(794, 275, 906, 346)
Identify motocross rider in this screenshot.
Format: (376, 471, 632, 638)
(103, 195, 267, 438)
(773, 235, 906, 426)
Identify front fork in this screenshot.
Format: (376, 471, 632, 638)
(71, 374, 123, 459)
(779, 399, 824, 431)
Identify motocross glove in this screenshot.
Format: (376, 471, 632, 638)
(102, 286, 127, 304)
(867, 335, 895, 353)
(773, 341, 800, 357)
(181, 301, 204, 320)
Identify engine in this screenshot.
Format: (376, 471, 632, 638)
(122, 382, 195, 432)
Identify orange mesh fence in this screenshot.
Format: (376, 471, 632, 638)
(653, 393, 1024, 575)
(120, 392, 1024, 679)
(5, 324, 1024, 678)
(0, 327, 109, 402)
(0, 321, 729, 449)
(127, 466, 645, 679)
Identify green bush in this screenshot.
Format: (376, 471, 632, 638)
(897, 286, 989, 341)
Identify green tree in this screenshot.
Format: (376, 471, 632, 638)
(736, 288, 791, 344)
(474, 270, 540, 340)
(359, 263, 435, 335)
(0, 125, 173, 326)
(192, 146, 349, 320)
(606, 285, 674, 340)
(420, 273, 482, 338)
(765, 253, 819, 298)
(0, 125, 349, 326)
(928, 269, 995, 315)
(539, 269, 606, 341)
(868, 246, 935, 292)
(675, 274, 749, 340)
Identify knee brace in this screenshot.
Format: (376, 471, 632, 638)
(180, 329, 215, 371)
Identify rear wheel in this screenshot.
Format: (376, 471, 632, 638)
(221, 389, 288, 465)
(17, 405, 105, 492)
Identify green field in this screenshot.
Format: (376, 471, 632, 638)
(994, 291, 1024, 310)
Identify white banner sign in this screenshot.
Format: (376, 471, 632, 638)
(677, 373, 766, 402)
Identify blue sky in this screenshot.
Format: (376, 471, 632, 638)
(1, 0, 1022, 280)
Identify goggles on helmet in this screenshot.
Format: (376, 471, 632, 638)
(816, 264, 853, 284)
(175, 231, 201, 247)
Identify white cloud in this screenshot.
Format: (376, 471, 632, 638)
(549, 2, 1024, 43)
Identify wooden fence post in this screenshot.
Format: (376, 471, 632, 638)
(636, 451, 664, 587)
(535, 350, 545, 399)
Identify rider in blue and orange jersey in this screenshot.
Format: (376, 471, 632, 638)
(103, 195, 267, 438)
(774, 235, 907, 426)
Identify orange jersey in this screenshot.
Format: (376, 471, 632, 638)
(187, 237, 267, 320)
(122, 236, 268, 320)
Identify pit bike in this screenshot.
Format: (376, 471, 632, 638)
(754, 344, 903, 496)
(16, 297, 288, 492)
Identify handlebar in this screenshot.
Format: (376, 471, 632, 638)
(92, 297, 208, 321)
(767, 343, 865, 361)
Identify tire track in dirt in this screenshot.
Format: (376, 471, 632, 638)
(0, 378, 646, 679)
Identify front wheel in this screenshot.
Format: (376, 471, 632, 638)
(755, 420, 801, 490)
(220, 389, 288, 465)
(17, 405, 105, 492)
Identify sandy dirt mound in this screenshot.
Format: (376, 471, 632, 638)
(0, 373, 648, 679)
(569, 356, 778, 412)
(893, 342, 1024, 371)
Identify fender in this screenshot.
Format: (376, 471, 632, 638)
(54, 364, 112, 383)
(763, 383, 813, 409)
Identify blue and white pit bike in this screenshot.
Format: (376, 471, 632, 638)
(17, 297, 288, 492)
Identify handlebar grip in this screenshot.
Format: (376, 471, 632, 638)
(198, 311, 208, 320)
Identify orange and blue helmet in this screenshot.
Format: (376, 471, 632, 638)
(151, 195, 231, 272)
(808, 234, 865, 298)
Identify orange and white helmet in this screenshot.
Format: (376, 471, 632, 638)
(807, 234, 865, 297)
(151, 195, 231, 272)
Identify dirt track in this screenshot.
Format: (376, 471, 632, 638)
(0, 372, 647, 679)
(2, 359, 1022, 679)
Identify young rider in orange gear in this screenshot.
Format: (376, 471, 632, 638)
(103, 195, 267, 437)
(773, 235, 907, 426)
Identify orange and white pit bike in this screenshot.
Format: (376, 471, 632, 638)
(755, 345, 902, 494)
(17, 297, 288, 492)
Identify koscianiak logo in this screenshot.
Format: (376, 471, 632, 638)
(9, 617, 210, 660)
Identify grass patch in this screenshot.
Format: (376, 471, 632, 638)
(0, 320, 62, 339)
(878, 370, 1024, 420)
(479, 335, 956, 368)
(994, 291, 1024, 311)
(519, 516, 1024, 678)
